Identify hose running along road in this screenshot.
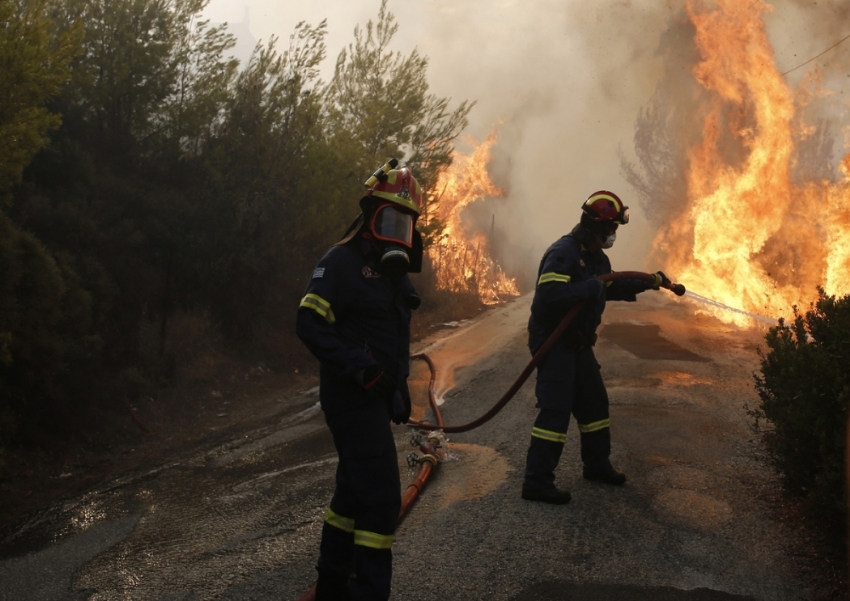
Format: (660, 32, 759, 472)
(296, 271, 685, 600)
(409, 271, 685, 433)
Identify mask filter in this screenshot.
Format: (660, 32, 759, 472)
(380, 246, 410, 274)
(602, 232, 617, 249)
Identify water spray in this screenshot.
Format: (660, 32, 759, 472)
(683, 290, 775, 325)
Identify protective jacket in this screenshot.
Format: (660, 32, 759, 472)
(522, 227, 650, 491)
(296, 237, 420, 415)
(296, 235, 419, 600)
(528, 227, 649, 352)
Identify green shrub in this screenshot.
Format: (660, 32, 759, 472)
(751, 288, 850, 531)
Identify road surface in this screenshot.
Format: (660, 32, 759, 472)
(0, 292, 819, 600)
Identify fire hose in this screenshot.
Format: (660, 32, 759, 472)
(408, 271, 685, 433)
(296, 271, 684, 600)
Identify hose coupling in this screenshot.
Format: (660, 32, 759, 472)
(426, 434, 443, 446)
(419, 441, 438, 456)
(420, 454, 439, 466)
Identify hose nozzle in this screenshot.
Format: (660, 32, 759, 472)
(666, 283, 686, 296)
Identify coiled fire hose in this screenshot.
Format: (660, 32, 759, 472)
(296, 271, 684, 600)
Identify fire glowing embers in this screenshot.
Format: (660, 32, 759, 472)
(652, 0, 850, 325)
(426, 133, 519, 304)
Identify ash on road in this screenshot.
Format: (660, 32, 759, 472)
(0, 294, 819, 600)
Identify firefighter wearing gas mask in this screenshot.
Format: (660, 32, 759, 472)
(296, 160, 423, 600)
(521, 190, 670, 505)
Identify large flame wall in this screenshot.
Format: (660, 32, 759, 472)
(654, 0, 850, 325)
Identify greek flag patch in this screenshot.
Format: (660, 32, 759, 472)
(312, 268, 325, 279)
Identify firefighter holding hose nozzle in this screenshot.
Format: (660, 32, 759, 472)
(296, 160, 423, 600)
(521, 190, 671, 505)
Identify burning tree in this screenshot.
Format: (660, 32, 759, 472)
(424, 134, 519, 305)
(622, 0, 850, 326)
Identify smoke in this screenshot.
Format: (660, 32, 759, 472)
(763, 0, 850, 162)
(395, 0, 850, 281)
(395, 0, 684, 275)
(207, 0, 850, 284)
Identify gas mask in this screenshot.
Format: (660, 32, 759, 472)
(602, 232, 616, 249)
(369, 203, 421, 274)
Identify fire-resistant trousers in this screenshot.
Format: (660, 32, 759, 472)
(317, 400, 401, 601)
(523, 344, 612, 491)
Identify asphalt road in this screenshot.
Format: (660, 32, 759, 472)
(0, 293, 820, 600)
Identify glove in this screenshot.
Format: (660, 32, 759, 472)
(355, 365, 397, 406)
(576, 277, 605, 300)
(391, 391, 411, 425)
(649, 271, 672, 290)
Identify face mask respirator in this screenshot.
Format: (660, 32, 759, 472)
(602, 232, 617, 249)
(370, 204, 418, 275)
(379, 246, 411, 274)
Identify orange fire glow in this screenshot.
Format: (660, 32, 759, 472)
(655, 0, 850, 326)
(426, 133, 519, 304)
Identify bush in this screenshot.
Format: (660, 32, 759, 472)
(751, 288, 850, 531)
(0, 212, 105, 443)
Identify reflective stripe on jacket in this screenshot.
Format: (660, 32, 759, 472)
(528, 230, 648, 352)
(296, 238, 419, 414)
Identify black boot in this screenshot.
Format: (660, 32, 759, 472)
(315, 567, 351, 601)
(521, 486, 571, 504)
(583, 466, 627, 485)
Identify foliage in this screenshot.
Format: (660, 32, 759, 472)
(751, 289, 850, 531)
(197, 22, 329, 338)
(0, 0, 474, 448)
(0, 211, 103, 441)
(0, 0, 79, 200)
(323, 0, 472, 241)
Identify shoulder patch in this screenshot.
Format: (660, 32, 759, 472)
(312, 267, 325, 279)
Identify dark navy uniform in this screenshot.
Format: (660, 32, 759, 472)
(523, 228, 649, 491)
(296, 237, 418, 601)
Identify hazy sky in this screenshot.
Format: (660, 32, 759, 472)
(202, 0, 850, 272)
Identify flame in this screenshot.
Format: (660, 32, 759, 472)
(655, 0, 850, 326)
(426, 133, 519, 304)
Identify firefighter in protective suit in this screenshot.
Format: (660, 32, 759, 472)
(296, 160, 423, 600)
(521, 191, 671, 505)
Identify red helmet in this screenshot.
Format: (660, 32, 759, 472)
(582, 190, 629, 225)
(365, 166, 422, 216)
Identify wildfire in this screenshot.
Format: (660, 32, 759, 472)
(426, 133, 519, 304)
(654, 0, 850, 326)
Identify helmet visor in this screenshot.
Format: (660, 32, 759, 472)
(371, 204, 414, 248)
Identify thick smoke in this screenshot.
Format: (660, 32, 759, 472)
(209, 0, 850, 285)
(402, 0, 850, 282)
(405, 0, 682, 275)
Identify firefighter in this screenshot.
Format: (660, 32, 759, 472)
(521, 190, 670, 504)
(296, 160, 423, 600)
